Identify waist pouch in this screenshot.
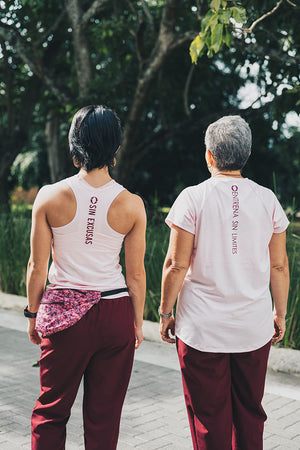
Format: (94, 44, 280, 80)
(35, 288, 128, 337)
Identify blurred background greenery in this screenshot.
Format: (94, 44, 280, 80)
(0, 1, 299, 345)
(0, 0, 299, 210)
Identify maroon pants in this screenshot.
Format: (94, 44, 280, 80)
(31, 296, 135, 450)
(177, 338, 271, 450)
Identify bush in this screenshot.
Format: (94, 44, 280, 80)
(144, 213, 169, 321)
(283, 220, 300, 348)
(0, 212, 31, 296)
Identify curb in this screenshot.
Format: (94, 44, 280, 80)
(1, 291, 300, 376)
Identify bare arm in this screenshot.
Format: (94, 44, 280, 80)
(26, 188, 52, 345)
(124, 196, 147, 349)
(160, 225, 194, 343)
(269, 231, 290, 343)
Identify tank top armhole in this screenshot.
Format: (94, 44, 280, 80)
(51, 176, 79, 230)
(105, 186, 127, 237)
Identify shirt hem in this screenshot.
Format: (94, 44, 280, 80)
(165, 219, 195, 235)
(46, 285, 129, 299)
(175, 332, 273, 353)
(273, 224, 289, 233)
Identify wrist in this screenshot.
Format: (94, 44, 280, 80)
(158, 306, 173, 319)
(273, 311, 286, 319)
(24, 306, 38, 318)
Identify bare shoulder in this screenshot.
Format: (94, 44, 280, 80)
(108, 189, 146, 235)
(113, 190, 146, 216)
(33, 180, 73, 211)
(33, 179, 76, 228)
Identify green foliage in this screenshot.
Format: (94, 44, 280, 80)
(190, 1, 245, 62)
(143, 213, 169, 321)
(0, 0, 299, 209)
(282, 219, 300, 349)
(0, 212, 31, 296)
(11, 151, 39, 188)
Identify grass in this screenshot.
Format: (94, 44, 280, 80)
(0, 207, 299, 349)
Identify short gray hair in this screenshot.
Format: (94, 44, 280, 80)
(204, 115, 252, 170)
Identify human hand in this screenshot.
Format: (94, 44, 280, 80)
(135, 326, 143, 349)
(272, 315, 286, 343)
(27, 319, 42, 345)
(160, 316, 175, 344)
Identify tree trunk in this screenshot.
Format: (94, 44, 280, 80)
(0, 39, 40, 211)
(117, 0, 180, 186)
(65, 0, 92, 97)
(45, 113, 66, 183)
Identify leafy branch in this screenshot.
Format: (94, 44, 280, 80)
(190, 0, 245, 62)
(190, 0, 297, 63)
(240, 0, 285, 34)
(0, 22, 70, 105)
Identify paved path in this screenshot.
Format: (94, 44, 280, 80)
(0, 309, 300, 449)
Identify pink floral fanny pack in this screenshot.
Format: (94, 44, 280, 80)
(35, 288, 128, 337)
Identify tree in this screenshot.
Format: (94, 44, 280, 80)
(0, 0, 299, 210)
(0, 34, 42, 210)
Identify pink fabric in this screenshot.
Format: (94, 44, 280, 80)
(166, 177, 289, 353)
(36, 289, 101, 337)
(47, 175, 127, 292)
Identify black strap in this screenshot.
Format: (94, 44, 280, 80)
(101, 288, 128, 298)
(24, 306, 37, 318)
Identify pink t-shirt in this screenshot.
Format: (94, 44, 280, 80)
(166, 177, 289, 353)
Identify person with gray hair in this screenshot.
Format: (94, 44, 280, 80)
(159, 115, 289, 450)
(205, 115, 252, 170)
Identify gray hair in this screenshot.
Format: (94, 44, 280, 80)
(204, 115, 252, 171)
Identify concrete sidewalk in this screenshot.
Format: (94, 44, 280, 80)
(1, 294, 300, 449)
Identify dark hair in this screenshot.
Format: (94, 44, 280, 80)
(68, 105, 122, 171)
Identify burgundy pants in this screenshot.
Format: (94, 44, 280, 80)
(31, 296, 135, 450)
(177, 338, 271, 450)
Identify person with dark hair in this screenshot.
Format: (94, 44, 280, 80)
(159, 115, 290, 450)
(25, 105, 146, 450)
(69, 105, 122, 171)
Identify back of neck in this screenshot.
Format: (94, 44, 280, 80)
(78, 167, 112, 188)
(211, 169, 243, 178)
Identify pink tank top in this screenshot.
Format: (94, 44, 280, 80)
(47, 174, 127, 293)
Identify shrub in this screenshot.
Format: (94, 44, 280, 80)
(283, 220, 300, 348)
(0, 212, 31, 296)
